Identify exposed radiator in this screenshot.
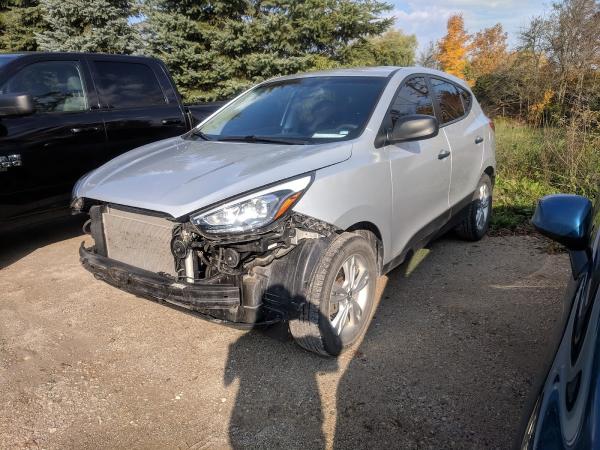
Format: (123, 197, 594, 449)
(102, 205, 176, 276)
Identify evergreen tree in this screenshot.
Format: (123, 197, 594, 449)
(0, 0, 44, 51)
(144, 0, 394, 101)
(36, 0, 141, 53)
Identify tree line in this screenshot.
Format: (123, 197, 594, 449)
(0, 0, 597, 122)
(0, 0, 419, 101)
(419, 0, 598, 129)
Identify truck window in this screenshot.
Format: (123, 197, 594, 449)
(0, 61, 88, 113)
(93, 61, 166, 109)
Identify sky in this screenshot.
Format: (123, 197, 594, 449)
(389, 0, 550, 54)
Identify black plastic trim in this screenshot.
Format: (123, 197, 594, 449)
(79, 244, 240, 309)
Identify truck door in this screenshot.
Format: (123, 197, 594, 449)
(89, 57, 188, 163)
(0, 57, 105, 222)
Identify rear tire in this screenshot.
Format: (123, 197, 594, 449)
(455, 174, 493, 241)
(289, 232, 377, 357)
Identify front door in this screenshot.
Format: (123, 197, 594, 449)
(0, 58, 105, 222)
(383, 76, 452, 258)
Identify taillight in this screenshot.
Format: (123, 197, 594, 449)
(488, 119, 495, 132)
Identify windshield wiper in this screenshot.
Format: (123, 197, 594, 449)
(217, 135, 308, 145)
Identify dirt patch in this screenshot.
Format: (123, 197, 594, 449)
(0, 221, 570, 449)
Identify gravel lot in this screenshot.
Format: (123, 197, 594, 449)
(0, 218, 570, 449)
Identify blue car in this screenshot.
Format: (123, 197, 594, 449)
(520, 193, 600, 449)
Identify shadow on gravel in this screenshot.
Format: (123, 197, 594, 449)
(225, 236, 563, 449)
(0, 215, 85, 269)
(334, 237, 562, 449)
(224, 293, 339, 449)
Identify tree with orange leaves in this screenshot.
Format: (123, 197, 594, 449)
(436, 14, 470, 81)
(469, 23, 508, 79)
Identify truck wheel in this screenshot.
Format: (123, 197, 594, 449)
(289, 232, 377, 356)
(455, 174, 493, 241)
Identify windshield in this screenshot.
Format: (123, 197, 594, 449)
(0, 54, 21, 69)
(195, 76, 387, 144)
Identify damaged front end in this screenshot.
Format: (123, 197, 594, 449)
(79, 203, 339, 326)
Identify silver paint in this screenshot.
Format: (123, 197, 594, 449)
(74, 67, 496, 266)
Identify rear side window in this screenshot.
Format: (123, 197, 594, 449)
(93, 61, 166, 109)
(0, 60, 88, 113)
(459, 87, 472, 112)
(430, 78, 465, 124)
(390, 76, 435, 119)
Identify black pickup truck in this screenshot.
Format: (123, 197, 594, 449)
(0, 52, 223, 232)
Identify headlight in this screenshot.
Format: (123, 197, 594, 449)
(190, 175, 312, 234)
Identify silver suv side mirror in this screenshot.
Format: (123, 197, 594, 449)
(389, 115, 439, 144)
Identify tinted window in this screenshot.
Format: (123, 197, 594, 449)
(390, 76, 435, 120)
(94, 61, 166, 109)
(0, 61, 88, 113)
(459, 87, 472, 112)
(431, 78, 465, 124)
(198, 76, 387, 143)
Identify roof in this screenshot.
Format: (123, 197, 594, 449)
(274, 66, 402, 81)
(0, 51, 160, 64)
(266, 66, 471, 89)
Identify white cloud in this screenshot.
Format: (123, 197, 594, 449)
(389, 0, 549, 53)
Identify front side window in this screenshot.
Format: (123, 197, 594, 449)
(430, 78, 465, 124)
(0, 61, 88, 113)
(94, 61, 166, 109)
(390, 76, 435, 120)
(197, 76, 388, 143)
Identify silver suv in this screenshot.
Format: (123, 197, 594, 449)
(73, 67, 496, 356)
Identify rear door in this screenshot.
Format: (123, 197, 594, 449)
(429, 77, 484, 208)
(88, 57, 187, 163)
(0, 56, 105, 222)
(383, 75, 452, 258)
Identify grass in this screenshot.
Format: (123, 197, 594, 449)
(490, 177, 557, 232)
(490, 117, 599, 233)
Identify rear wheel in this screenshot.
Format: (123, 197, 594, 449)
(289, 232, 377, 356)
(455, 174, 493, 241)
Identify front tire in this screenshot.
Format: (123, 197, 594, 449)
(289, 232, 378, 357)
(455, 174, 493, 241)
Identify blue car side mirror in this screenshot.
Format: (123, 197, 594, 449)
(532, 194, 593, 251)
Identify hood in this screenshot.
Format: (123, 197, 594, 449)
(75, 136, 352, 218)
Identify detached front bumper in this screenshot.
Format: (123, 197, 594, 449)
(79, 244, 241, 310)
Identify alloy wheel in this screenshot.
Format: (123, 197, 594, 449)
(475, 183, 491, 232)
(329, 253, 372, 341)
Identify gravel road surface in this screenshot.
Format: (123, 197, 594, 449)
(0, 218, 570, 449)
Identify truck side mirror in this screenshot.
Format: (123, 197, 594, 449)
(388, 115, 439, 144)
(0, 94, 34, 117)
(532, 194, 593, 251)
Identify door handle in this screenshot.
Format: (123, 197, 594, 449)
(71, 126, 100, 134)
(438, 149, 451, 160)
(475, 136, 484, 144)
(161, 118, 184, 126)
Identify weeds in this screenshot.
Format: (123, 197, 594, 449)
(491, 117, 599, 232)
